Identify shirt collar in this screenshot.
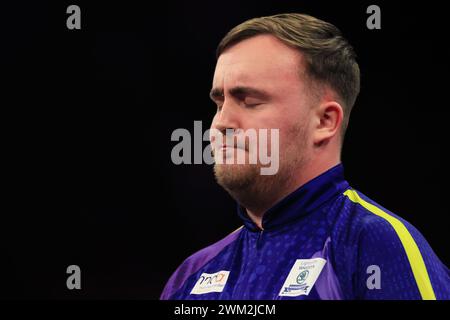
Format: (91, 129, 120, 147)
(237, 163, 349, 232)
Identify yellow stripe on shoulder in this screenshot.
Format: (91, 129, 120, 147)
(343, 189, 436, 300)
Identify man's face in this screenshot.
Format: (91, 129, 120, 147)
(210, 35, 315, 195)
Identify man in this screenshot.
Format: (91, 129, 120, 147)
(161, 13, 450, 300)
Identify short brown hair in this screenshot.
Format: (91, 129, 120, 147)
(216, 13, 360, 136)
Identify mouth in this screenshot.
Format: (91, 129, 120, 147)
(219, 145, 246, 151)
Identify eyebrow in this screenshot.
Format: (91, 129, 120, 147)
(209, 86, 270, 101)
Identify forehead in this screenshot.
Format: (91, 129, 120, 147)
(213, 35, 304, 89)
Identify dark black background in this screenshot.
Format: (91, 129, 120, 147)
(1, 0, 448, 299)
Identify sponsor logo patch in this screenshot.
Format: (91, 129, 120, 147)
(190, 270, 230, 295)
(279, 258, 326, 297)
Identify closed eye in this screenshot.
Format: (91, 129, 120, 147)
(242, 98, 263, 108)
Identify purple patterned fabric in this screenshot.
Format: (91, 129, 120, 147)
(160, 228, 242, 300)
(312, 237, 343, 300)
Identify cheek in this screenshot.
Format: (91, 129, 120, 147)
(280, 117, 310, 149)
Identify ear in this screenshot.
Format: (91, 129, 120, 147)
(312, 101, 343, 146)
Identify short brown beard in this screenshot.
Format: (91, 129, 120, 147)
(214, 162, 276, 213)
(214, 163, 258, 191)
(213, 123, 309, 213)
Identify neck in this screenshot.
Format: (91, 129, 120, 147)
(244, 155, 340, 230)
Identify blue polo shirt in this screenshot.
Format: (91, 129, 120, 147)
(161, 164, 450, 300)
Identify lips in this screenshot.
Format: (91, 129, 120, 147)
(219, 144, 246, 151)
(220, 144, 235, 149)
(219, 139, 247, 150)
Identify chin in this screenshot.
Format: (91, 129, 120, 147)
(213, 163, 259, 191)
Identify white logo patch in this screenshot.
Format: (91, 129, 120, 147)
(279, 258, 326, 297)
(190, 270, 230, 295)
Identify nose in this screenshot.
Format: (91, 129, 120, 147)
(212, 100, 240, 136)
